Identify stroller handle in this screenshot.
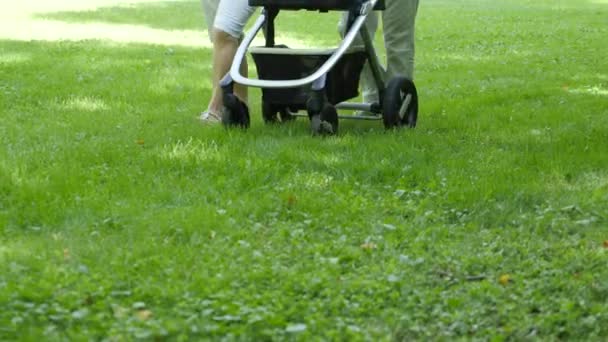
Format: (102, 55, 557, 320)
(228, 0, 378, 89)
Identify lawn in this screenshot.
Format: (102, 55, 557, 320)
(1, 0, 607, 340)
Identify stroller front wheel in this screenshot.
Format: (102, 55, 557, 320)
(383, 77, 418, 129)
(222, 94, 250, 129)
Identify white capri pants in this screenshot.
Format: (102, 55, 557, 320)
(214, 0, 257, 39)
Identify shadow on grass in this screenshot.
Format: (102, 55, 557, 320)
(32, 0, 346, 47)
(0, 39, 214, 170)
(36, 1, 207, 32)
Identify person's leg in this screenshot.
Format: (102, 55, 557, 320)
(207, 31, 248, 116)
(338, 11, 380, 104)
(204, 0, 255, 120)
(200, 0, 221, 121)
(382, 0, 419, 81)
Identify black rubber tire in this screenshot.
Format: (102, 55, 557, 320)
(311, 104, 338, 135)
(382, 77, 418, 129)
(222, 94, 250, 128)
(262, 101, 278, 123)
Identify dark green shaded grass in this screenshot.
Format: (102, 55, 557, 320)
(36, 1, 207, 31)
(35, 0, 345, 46)
(1, 0, 608, 340)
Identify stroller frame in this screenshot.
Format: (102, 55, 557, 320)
(220, 0, 418, 134)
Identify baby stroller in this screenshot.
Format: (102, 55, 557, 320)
(220, 0, 418, 135)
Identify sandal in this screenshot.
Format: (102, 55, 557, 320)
(199, 110, 222, 123)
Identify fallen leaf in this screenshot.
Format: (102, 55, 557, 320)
(360, 242, 377, 250)
(63, 248, 70, 261)
(136, 139, 145, 145)
(136, 310, 153, 321)
(603, 240, 608, 248)
(499, 274, 512, 285)
(286, 194, 297, 207)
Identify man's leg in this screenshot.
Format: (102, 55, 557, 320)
(382, 0, 419, 81)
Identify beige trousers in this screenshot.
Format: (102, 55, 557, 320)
(339, 0, 420, 102)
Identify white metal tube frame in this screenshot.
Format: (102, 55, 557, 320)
(222, 0, 381, 90)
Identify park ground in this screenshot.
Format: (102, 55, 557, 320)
(1, 0, 607, 340)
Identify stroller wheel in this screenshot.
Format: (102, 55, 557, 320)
(222, 94, 250, 129)
(383, 77, 418, 129)
(262, 101, 296, 124)
(310, 104, 338, 136)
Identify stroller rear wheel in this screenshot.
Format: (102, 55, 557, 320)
(383, 77, 418, 129)
(222, 94, 250, 129)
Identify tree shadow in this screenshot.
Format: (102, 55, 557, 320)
(32, 0, 348, 48)
(35, 1, 206, 32)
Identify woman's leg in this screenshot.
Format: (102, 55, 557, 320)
(205, 0, 256, 117)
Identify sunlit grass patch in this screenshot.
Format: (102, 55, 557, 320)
(57, 96, 110, 112)
(569, 85, 608, 97)
(0, 52, 31, 64)
(159, 138, 221, 163)
(36, 0, 206, 31)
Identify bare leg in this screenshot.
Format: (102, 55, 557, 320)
(207, 29, 248, 115)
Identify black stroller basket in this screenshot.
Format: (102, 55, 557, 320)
(248, 0, 380, 109)
(251, 48, 367, 110)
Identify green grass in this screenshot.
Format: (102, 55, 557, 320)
(36, 1, 207, 31)
(1, 0, 608, 340)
